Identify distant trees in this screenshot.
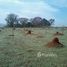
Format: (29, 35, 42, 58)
(31, 17, 42, 27)
(5, 13, 55, 27)
(18, 18, 28, 27)
(41, 18, 51, 27)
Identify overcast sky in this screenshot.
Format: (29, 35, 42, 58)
(0, 0, 67, 26)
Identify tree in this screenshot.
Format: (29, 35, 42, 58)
(32, 17, 42, 27)
(49, 19, 55, 26)
(41, 18, 51, 27)
(26, 22, 32, 27)
(5, 13, 18, 36)
(5, 13, 18, 28)
(18, 18, 28, 27)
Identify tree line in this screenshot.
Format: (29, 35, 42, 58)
(5, 13, 55, 28)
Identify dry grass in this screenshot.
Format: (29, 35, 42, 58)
(0, 28, 67, 67)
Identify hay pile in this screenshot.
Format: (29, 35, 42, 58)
(46, 37, 64, 48)
(54, 32, 64, 36)
(27, 30, 31, 34)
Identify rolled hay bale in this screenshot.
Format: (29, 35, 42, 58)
(27, 30, 31, 34)
(46, 37, 64, 48)
(54, 32, 64, 36)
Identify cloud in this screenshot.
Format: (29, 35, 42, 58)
(45, 0, 67, 7)
(0, 0, 60, 25)
(0, 0, 59, 16)
(0, 0, 21, 4)
(18, 1, 59, 19)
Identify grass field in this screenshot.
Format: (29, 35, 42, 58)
(0, 28, 67, 67)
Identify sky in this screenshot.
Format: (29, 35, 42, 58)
(0, 0, 67, 26)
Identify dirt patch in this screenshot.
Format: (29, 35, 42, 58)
(8, 34, 14, 36)
(27, 49, 34, 52)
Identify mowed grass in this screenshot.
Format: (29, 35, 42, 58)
(0, 28, 67, 67)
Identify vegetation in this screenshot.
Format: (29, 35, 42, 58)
(5, 13, 55, 27)
(0, 28, 67, 67)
